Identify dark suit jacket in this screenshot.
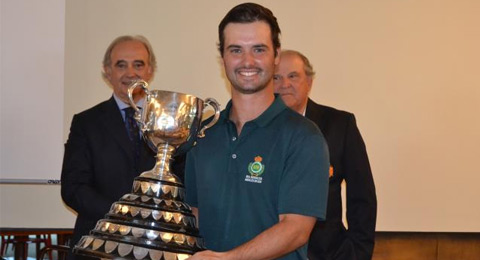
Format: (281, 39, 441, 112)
(305, 99, 377, 260)
(61, 96, 156, 253)
(61, 96, 185, 258)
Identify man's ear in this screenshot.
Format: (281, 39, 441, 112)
(147, 65, 153, 78)
(103, 66, 111, 80)
(274, 48, 281, 65)
(307, 76, 313, 93)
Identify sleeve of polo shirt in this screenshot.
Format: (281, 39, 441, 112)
(184, 151, 198, 207)
(278, 132, 330, 220)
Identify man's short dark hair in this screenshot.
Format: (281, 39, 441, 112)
(218, 2, 281, 57)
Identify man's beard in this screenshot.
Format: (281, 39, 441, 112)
(231, 81, 269, 94)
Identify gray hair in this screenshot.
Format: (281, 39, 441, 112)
(102, 35, 157, 77)
(281, 50, 315, 77)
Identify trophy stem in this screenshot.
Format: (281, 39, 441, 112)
(139, 144, 182, 184)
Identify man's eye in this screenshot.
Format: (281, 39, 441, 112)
(273, 75, 280, 81)
(134, 63, 145, 69)
(230, 48, 241, 54)
(116, 63, 127, 69)
(254, 48, 266, 53)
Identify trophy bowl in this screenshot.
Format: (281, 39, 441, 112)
(129, 80, 220, 184)
(73, 80, 220, 260)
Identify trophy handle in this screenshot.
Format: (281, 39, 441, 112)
(197, 98, 221, 138)
(127, 80, 150, 125)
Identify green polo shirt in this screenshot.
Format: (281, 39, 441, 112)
(185, 96, 329, 259)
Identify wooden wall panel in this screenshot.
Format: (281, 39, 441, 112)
(373, 233, 437, 260)
(373, 232, 480, 260)
(437, 233, 480, 260)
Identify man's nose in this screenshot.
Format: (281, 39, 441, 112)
(280, 78, 292, 89)
(125, 65, 137, 77)
(242, 52, 255, 66)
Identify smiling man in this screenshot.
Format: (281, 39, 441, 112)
(102, 38, 153, 104)
(184, 3, 330, 260)
(61, 35, 178, 260)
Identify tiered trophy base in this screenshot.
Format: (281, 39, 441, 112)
(73, 177, 205, 260)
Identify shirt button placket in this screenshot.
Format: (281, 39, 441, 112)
(231, 136, 238, 160)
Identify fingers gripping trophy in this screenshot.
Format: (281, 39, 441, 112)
(73, 80, 220, 260)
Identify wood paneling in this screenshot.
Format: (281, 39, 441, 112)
(437, 233, 480, 260)
(373, 232, 480, 260)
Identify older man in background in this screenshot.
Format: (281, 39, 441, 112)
(61, 35, 183, 260)
(274, 50, 377, 260)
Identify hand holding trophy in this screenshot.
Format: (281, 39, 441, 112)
(73, 80, 220, 260)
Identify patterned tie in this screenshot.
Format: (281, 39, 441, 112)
(123, 107, 141, 167)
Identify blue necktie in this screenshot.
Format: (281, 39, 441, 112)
(123, 107, 141, 167)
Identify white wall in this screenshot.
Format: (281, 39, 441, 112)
(0, 185, 75, 228)
(0, 0, 72, 228)
(0, 0, 64, 182)
(1, 0, 479, 231)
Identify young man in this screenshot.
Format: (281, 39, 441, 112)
(185, 4, 329, 260)
(274, 50, 377, 260)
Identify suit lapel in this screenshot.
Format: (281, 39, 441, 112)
(99, 97, 136, 160)
(306, 98, 327, 132)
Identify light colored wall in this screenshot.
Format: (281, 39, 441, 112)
(0, 185, 75, 228)
(0, 0, 71, 228)
(1, 0, 479, 231)
(0, 0, 64, 182)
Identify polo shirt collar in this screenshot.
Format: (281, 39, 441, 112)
(219, 94, 287, 128)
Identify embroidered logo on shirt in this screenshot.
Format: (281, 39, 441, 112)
(245, 156, 265, 183)
(329, 165, 334, 178)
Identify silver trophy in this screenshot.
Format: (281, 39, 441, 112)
(73, 80, 220, 260)
(127, 80, 220, 184)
